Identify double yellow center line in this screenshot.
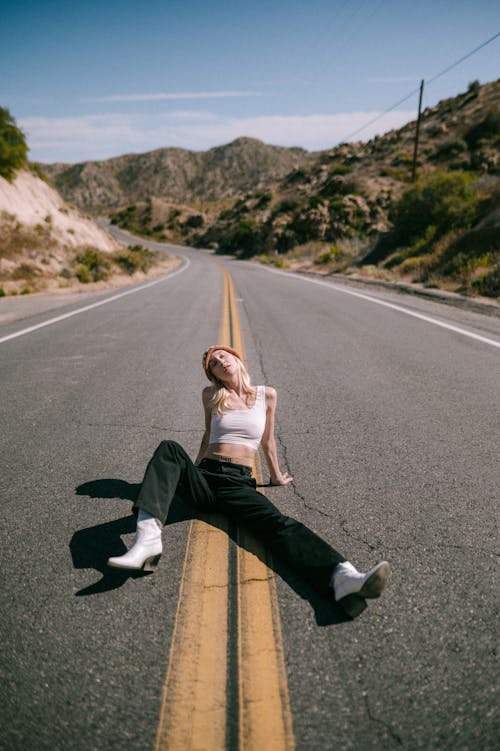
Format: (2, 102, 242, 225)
(154, 265, 294, 751)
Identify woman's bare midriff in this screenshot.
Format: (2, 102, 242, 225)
(204, 442, 256, 468)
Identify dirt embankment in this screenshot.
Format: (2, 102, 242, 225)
(0, 170, 119, 251)
(0, 170, 179, 296)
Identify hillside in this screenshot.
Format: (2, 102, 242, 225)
(0, 170, 119, 252)
(189, 79, 499, 298)
(42, 79, 500, 298)
(43, 137, 315, 211)
(190, 79, 499, 247)
(0, 169, 172, 295)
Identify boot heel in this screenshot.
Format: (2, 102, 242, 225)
(338, 594, 367, 619)
(142, 554, 161, 572)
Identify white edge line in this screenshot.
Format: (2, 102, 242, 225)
(262, 266, 500, 350)
(0, 256, 190, 345)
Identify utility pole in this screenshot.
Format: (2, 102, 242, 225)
(411, 79, 425, 181)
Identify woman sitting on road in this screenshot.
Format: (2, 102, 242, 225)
(108, 345, 390, 618)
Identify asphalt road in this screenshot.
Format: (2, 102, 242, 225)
(1, 237, 499, 751)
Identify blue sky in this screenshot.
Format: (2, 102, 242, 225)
(2, 0, 499, 163)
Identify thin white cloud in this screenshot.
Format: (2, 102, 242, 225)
(81, 91, 264, 103)
(21, 110, 416, 163)
(367, 76, 422, 84)
(160, 110, 220, 121)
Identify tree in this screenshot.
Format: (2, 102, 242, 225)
(0, 107, 28, 181)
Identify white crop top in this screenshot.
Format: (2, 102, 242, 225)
(209, 385, 266, 450)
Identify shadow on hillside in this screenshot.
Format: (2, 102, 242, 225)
(71, 477, 350, 625)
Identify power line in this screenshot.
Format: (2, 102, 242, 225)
(285, 1, 376, 94)
(426, 31, 500, 85)
(341, 30, 500, 143)
(310, 0, 387, 92)
(342, 85, 422, 141)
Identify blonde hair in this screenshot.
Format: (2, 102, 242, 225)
(205, 355, 255, 416)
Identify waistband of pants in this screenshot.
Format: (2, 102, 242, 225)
(199, 458, 253, 476)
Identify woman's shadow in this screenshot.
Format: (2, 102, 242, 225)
(71, 478, 349, 625)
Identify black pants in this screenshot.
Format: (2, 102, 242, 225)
(136, 440, 345, 593)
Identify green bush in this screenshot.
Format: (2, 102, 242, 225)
(392, 150, 413, 167)
(470, 264, 500, 297)
(29, 162, 51, 184)
(380, 166, 410, 181)
(112, 244, 158, 275)
(12, 262, 41, 280)
(465, 109, 500, 149)
(254, 192, 272, 209)
(384, 225, 438, 269)
(274, 257, 289, 269)
(275, 229, 297, 253)
(0, 287, 5, 297)
(223, 220, 263, 257)
(0, 107, 28, 181)
(434, 139, 468, 162)
(74, 264, 92, 283)
(184, 214, 204, 229)
(391, 170, 481, 245)
(467, 80, 481, 96)
(73, 248, 110, 282)
(288, 211, 323, 244)
(315, 245, 344, 264)
(329, 197, 346, 214)
(320, 174, 358, 198)
(272, 199, 298, 216)
(330, 164, 351, 176)
(110, 205, 142, 229)
(285, 169, 309, 185)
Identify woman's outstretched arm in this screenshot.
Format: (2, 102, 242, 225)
(194, 387, 213, 465)
(261, 386, 293, 485)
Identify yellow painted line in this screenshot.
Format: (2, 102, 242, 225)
(237, 537, 295, 751)
(218, 264, 295, 751)
(237, 466, 295, 751)
(220, 264, 231, 346)
(154, 517, 230, 751)
(154, 268, 232, 751)
(155, 263, 294, 751)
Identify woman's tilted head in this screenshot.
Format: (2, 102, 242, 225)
(202, 345, 255, 414)
(203, 345, 242, 382)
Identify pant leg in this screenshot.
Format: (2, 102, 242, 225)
(213, 472, 345, 593)
(136, 440, 215, 523)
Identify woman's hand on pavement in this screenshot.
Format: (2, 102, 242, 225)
(270, 472, 294, 486)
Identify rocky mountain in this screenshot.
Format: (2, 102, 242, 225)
(43, 137, 315, 211)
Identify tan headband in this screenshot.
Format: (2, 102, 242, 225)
(203, 345, 242, 380)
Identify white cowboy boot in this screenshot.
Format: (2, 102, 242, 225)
(108, 511, 162, 571)
(331, 560, 390, 618)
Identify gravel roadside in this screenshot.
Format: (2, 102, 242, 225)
(0, 255, 181, 326)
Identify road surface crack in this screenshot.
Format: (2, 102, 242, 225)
(364, 694, 403, 746)
(339, 523, 377, 551)
(252, 333, 375, 540)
